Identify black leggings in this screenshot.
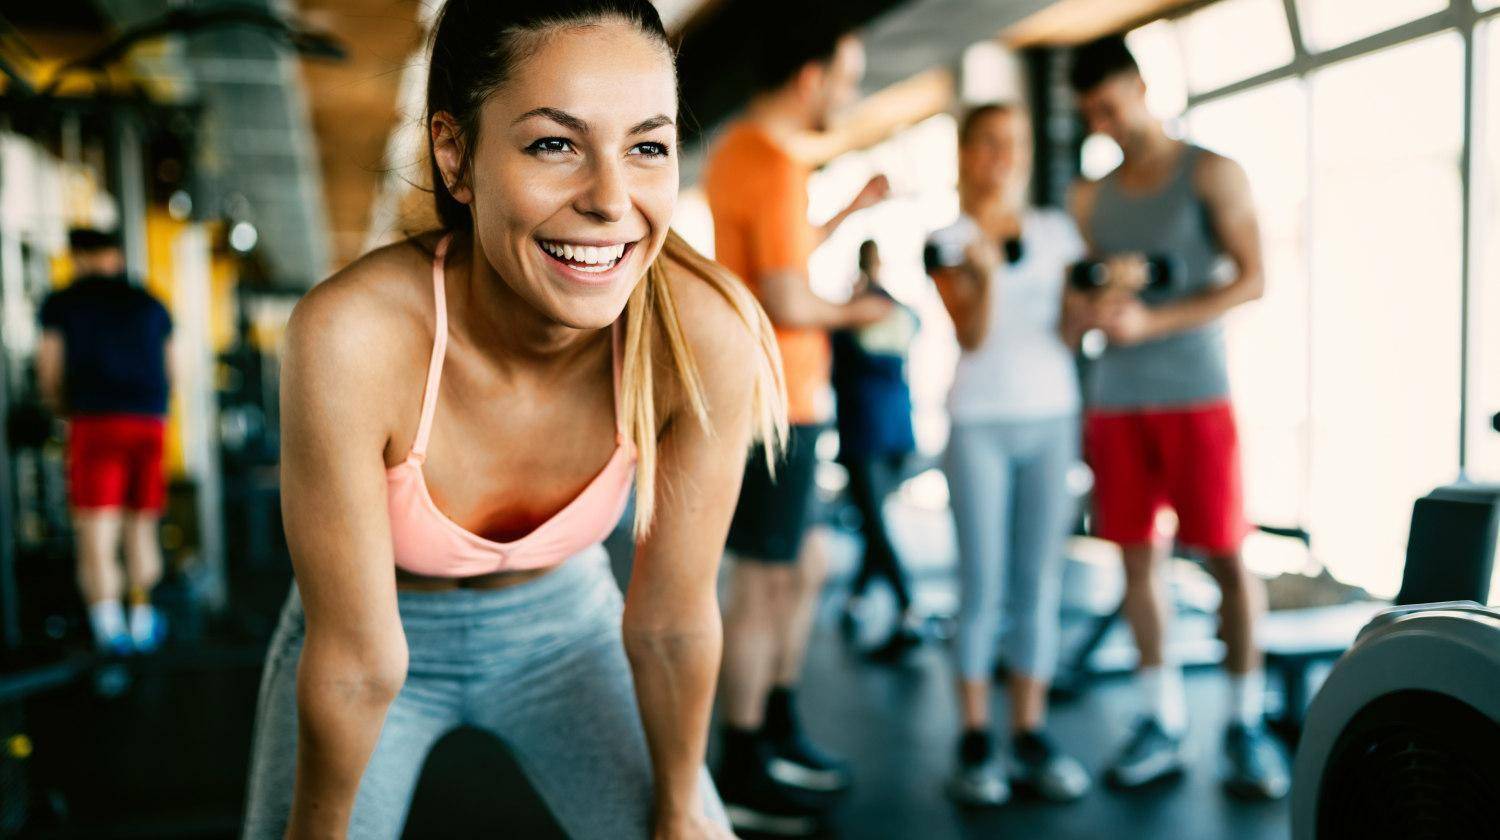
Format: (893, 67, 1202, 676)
(844, 454, 913, 611)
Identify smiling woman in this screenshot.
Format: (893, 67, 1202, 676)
(239, 2, 785, 839)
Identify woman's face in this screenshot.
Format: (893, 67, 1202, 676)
(437, 20, 678, 329)
(959, 110, 1031, 199)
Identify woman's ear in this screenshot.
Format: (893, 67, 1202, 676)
(431, 112, 474, 205)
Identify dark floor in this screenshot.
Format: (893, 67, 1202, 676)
(9, 494, 1293, 839)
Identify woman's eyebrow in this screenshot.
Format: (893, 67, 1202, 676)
(512, 108, 674, 136)
(629, 115, 674, 134)
(513, 107, 588, 133)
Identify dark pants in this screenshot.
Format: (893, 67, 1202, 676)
(843, 454, 912, 611)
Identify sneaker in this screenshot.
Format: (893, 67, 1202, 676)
(130, 608, 167, 654)
(765, 729, 852, 794)
(717, 751, 825, 837)
(948, 757, 1011, 807)
(101, 633, 135, 657)
(1223, 723, 1290, 800)
(1011, 730, 1091, 802)
(865, 626, 922, 664)
(1105, 718, 1186, 789)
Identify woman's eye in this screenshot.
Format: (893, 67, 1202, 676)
(630, 142, 671, 158)
(527, 138, 574, 155)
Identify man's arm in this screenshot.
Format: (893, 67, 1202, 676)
(813, 175, 890, 248)
(757, 270, 891, 330)
(1060, 180, 1101, 346)
(36, 331, 65, 414)
(1101, 153, 1265, 345)
(748, 158, 890, 330)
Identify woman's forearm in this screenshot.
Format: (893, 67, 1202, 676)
(287, 649, 405, 838)
(623, 606, 722, 819)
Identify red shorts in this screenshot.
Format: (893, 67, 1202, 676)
(1084, 401, 1248, 556)
(67, 415, 167, 512)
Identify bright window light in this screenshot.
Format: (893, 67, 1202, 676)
(1178, 0, 1294, 93)
(1189, 79, 1310, 537)
(1307, 32, 1464, 596)
(1295, 0, 1447, 52)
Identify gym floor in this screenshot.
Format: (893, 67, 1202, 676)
(17, 494, 1292, 839)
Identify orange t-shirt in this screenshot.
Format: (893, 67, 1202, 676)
(702, 121, 829, 425)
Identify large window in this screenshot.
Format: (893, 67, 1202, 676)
(1295, 0, 1448, 51)
(1471, 18, 1500, 481)
(1114, 1, 1497, 598)
(1306, 33, 1465, 595)
(1178, 0, 1294, 92)
(1188, 80, 1310, 531)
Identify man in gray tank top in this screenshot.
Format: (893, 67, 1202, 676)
(1063, 35, 1289, 801)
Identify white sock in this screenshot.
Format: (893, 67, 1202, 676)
(1229, 670, 1265, 728)
(89, 600, 127, 647)
(1138, 664, 1188, 734)
(129, 603, 158, 644)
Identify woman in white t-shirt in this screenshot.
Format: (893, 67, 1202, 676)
(925, 103, 1090, 806)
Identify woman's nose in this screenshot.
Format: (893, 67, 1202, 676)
(575, 158, 631, 223)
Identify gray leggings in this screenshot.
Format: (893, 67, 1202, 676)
(241, 545, 726, 839)
(944, 416, 1078, 682)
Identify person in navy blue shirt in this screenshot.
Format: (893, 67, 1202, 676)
(831, 240, 921, 661)
(36, 227, 172, 654)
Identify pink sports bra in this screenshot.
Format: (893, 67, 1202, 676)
(386, 234, 637, 577)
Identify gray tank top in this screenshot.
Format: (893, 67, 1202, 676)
(1086, 143, 1230, 408)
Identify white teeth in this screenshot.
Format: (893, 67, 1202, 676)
(540, 240, 627, 269)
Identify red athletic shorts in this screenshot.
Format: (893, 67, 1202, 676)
(67, 415, 167, 512)
(1084, 401, 1248, 556)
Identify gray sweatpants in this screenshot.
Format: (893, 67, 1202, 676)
(944, 416, 1078, 682)
(241, 545, 726, 839)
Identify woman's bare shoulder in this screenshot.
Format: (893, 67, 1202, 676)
(282, 234, 440, 393)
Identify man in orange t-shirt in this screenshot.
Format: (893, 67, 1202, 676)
(702, 27, 891, 835)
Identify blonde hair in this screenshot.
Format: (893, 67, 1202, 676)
(621, 230, 787, 537)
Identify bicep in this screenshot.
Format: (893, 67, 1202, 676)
(1067, 181, 1099, 253)
(36, 332, 64, 375)
(1200, 160, 1263, 278)
(627, 339, 756, 614)
(279, 316, 404, 667)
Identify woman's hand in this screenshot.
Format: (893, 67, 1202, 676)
(963, 236, 1002, 281)
(653, 810, 739, 840)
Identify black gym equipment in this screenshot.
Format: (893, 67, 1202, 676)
(1066, 254, 1181, 292)
(1291, 602, 1500, 839)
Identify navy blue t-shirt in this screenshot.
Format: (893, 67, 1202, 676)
(831, 286, 917, 462)
(38, 274, 172, 416)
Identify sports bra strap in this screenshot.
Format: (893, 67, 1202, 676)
(410, 234, 451, 461)
(611, 318, 626, 446)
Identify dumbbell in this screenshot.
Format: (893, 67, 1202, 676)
(922, 237, 1024, 273)
(1067, 254, 1181, 292)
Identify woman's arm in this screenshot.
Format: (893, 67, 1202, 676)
(623, 269, 760, 839)
(278, 277, 411, 839)
(929, 236, 999, 351)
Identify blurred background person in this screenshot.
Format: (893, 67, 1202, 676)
(1067, 35, 1287, 800)
(703, 21, 892, 835)
(36, 227, 172, 655)
(831, 239, 922, 662)
(925, 103, 1090, 807)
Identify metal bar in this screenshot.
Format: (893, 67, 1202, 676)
(1188, 6, 1459, 108)
(1458, 2, 1476, 473)
(0, 288, 19, 650)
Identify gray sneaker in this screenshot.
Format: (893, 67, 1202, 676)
(947, 757, 1011, 807)
(1106, 718, 1187, 789)
(1223, 723, 1290, 800)
(1012, 730, 1091, 802)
